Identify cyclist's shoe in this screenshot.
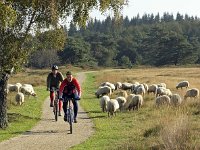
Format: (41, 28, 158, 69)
(74, 118, 77, 123)
(58, 111, 62, 116)
(50, 102, 53, 107)
(64, 115, 68, 121)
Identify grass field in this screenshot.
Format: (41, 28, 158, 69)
(1, 66, 200, 149)
(72, 67, 200, 149)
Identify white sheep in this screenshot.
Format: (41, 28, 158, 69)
(156, 87, 172, 98)
(7, 83, 22, 93)
(116, 96, 127, 111)
(95, 86, 112, 98)
(148, 84, 158, 95)
(157, 83, 167, 88)
(170, 94, 182, 106)
(155, 95, 171, 106)
(15, 92, 25, 105)
(107, 99, 119, 117)
(115, 82, 122, 90)
(128, 95, 143, 111)
(100, 82, 115, 91)
(184, 88, 199, 100)
(176, 81, 189, 89)
(135, 84, 145, 96)
(121, 82, 133, 91)
(100, 95, 110, 112)
(20, 84, 36, 97)
(124, 94, 135, 109)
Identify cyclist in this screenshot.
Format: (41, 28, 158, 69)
(59, 71, 81, 123)
(47, 65, 64, 116)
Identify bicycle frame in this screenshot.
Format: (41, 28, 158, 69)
(51, 87, 59, 121)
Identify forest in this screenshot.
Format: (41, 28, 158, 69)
(28, 12, 200, 68)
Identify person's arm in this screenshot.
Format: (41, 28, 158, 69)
(59, 79, 67, 98)
(73, 78, 81, 97)
(58, 72, 64, 82)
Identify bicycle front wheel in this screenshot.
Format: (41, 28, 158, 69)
(54, 103, 58, 121)
(68, 109, 73, 134)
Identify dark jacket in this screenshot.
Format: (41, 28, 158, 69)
(47, 72, 64, 89)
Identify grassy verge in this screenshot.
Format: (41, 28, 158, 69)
(71, 70, 200, 150)
(0, 86, 48, 142)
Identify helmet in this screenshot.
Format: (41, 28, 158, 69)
(52, 65, 58, 70)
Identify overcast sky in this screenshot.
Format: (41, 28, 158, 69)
(90, 0, 200, 20)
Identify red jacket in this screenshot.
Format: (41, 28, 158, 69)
(59, 77, 81, 98)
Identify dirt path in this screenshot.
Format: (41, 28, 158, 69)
(0, 72, 94, 150)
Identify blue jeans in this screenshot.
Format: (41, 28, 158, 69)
(63, 99, 78, 119)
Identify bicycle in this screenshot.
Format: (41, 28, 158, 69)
(63, 96, 80, 134)
(51, 87, 59, 121)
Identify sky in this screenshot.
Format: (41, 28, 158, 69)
(90, 0, 200, 20)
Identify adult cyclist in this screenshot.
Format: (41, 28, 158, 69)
(59, 71, 81, 123)
(47, 65, 64, 116)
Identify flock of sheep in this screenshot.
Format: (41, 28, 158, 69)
(7, 83, 36, 105)
(95, 80, 199, 117)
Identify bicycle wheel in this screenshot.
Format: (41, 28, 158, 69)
(68, 109, 73, 134)
(54, 102, 58, 121)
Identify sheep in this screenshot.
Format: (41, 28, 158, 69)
(121, 82, 133, 91)
(148, 84, 158, 95)
(156, 87, 166, 97)
(15, 92, 25, 105)
(124, 94, 135, 109)
(131, 82, 140, 93)
(156, 87, 172, 98)
(184, 88, 199, 100)
(157, 83, 167, 88)
(116, 96, 127, 111)
(142, 83, 149, 93)
(170, 94, 182, 106)
(155, 95, 171, 106)
(100, 95, 110, 112)
(7, 83, 22, 93)
(107, 99, 119, 117)
(95, 86, 112, 98)
(116, 90, 128, 98)
(115, 82, 122, 90)
(20, 84, 36, 97)
(135, 84, 145, 96)
(128, 95, 143, 111)
(99, 82, 115, 92)
(176, 81, 189, 89)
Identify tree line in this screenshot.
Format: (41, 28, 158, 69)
(28, 12, 200, 68)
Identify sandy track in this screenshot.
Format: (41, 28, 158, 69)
(0, 72, 94, 150)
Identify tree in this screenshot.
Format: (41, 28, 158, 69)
(0, 0, 127, 129)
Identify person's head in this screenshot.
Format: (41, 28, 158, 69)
(66, 71, 73, 82)
(51, 65, 58, 74)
